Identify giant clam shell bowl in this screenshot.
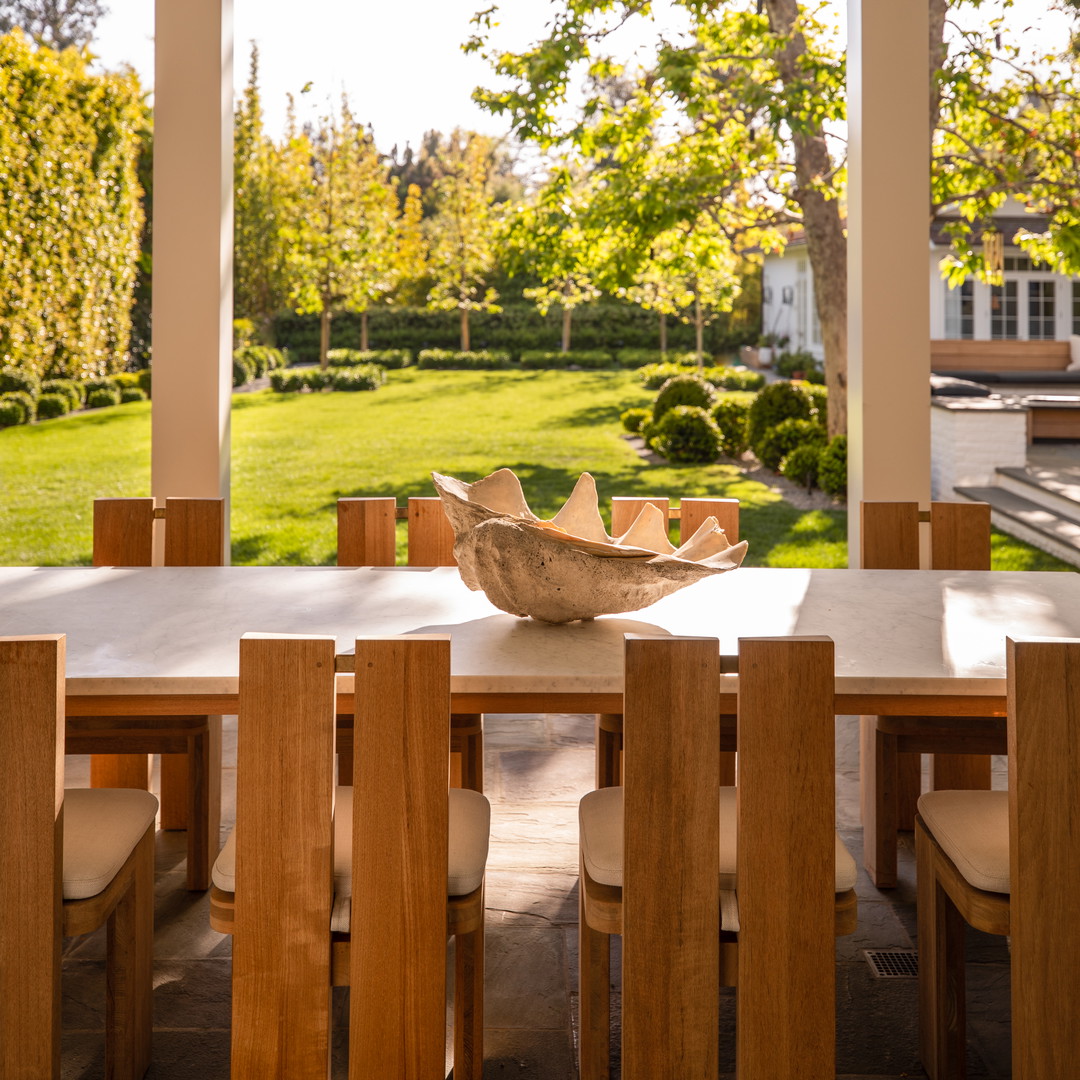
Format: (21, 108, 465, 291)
(432, 468, 748, 624)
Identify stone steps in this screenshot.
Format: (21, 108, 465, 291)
(955, 479, 1080, 567)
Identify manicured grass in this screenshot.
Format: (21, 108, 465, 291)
(0, 368, 1073, 572)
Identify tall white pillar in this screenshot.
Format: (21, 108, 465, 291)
(152, 0, 232, 555)
(847, 2, 930, 566)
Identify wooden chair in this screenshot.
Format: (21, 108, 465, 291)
(66, 496, 225, 891)
(916, 636, 1080, 1080)
(578, 634, 857, 1080)
(337, 496, 482, 793)
(209, 633, 489, 1080)
(1, 635, 158, 1079)
(859, 500, 1002, 888)
(596, 496, 740, 789)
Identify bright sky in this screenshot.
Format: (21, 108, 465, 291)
(89, 0, 1073, 154)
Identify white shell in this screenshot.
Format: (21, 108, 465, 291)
(432, 469, 747, 623)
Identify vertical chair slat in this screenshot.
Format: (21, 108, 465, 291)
(610, 496, 668, 539)
(337, 497, 397, 566)
(930, 501, 991, 572)
(680, 497, 740, 545)
(623, 634, 721, 1080)
(0, 635, 65, 1080)
(736, 636, 835, 1080)
(1008, 637, 1080, 1079)
(861, 501, 920, 569)
(163, 497, 226, 566)
(231, 634, 337, 1078)
(93, 498, 156, 566)
(350, 635, 451, 1080)
(406, 498, 456, 566)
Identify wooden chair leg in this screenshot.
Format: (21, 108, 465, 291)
(929, 753, 991, 793)
(336, 718, 354, 785)
(595, 714, 621, 789)
(160, 751, 189, 830)
(453, 889, 485, 1080)
(183, 719, 221, 892)
(861, 716, 899, 888)
(106, 824, 155, 1080)
(92, 754, 152, 791)
(451, 714, 484, 792)
(578, 874, 611, 1080)
(916, 822, 966, 1080)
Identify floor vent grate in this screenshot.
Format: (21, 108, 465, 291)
(864, 949, 918, 978)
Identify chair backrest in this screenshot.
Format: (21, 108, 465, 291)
(621, 632, 835, 1079)
(0, 634, 66, 1074)
(231, 633, 450, 1075)
(337, 497, 456, 566)
(611, 496, 739, 546)
(860, 500, 990, 570)
(93, 497, 225, 567)
(1006, 636, 1080, 1072)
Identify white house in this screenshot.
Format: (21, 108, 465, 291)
(761, 204, 1080, 367)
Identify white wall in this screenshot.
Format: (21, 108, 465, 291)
(760, 248, 825, 363)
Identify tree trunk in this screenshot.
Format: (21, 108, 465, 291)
(360, 311, 369, 352)
(694, 294, 704, 369)
(319, 307, 332, 370)
(659, 312, 668, 356)
(460, 308, 470, 352)
(766, 0, 848, 436)
(561, 306, 572, 353)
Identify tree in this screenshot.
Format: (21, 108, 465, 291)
(0, 31, 144, 379)
(0, 0, 105, 50)
(425, 130, 502, 351)
(470, 0, 1080, 436)
(284, 97, 398, 367)
(390, 182, 430, 309)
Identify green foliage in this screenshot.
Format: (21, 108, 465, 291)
(774, 350, 819, 379)
(803, 384, 829, 427)
(652, 374, 715, 422)
(85, 386, 120, 409)
(0, 365, 40, 398)
(818, 435, 847, 498)
(270, 368, 330, 393)
(748, 381, 813, 454)
(781, 443, 823, 490)
(327, 348, 412, 369)
(639, 362, 690, 390)
(648, 405, 722, 465)
(136, 369, 151, 396)
(701, 366, 766, 392)
(620, 407, 650, 434)
(233, 355, 255, 388)
(519, 349, 613, 369)
(756, 418, 826, 473)
(0, 391, 32, 423)
(711, 398, 750, 457)
(34, 391, 70, 419)
(617, 348, 698, 369)
(0, 399, 24, 427)
(416, 349, 510, 370)
(41, 378, 82, 410)
(111, 372, 142, 390)
(120, 387, 147, 404)
(235, 345, 285, 377)
(330, 365, 386, 392)
(0, 33, 145, 380)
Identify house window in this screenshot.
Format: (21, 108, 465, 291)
(990, 281, 1018, 339)
(1073, 282, 1080, 335)
(1027, 280, 1055, 340)
(943, 280, 974, 339)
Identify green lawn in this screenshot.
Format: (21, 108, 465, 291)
(0, 368, 1072, 572)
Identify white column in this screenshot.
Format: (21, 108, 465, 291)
(847, 2, 930, 566)
(152, 0, 232, 556)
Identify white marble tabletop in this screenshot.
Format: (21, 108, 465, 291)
(1, 565, 1078, 699)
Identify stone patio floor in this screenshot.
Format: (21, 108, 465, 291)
(61, 713, 1012, 1078)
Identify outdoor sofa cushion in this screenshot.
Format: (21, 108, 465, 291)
(579, 785, 857, 892)
(917, 789, 1009, 894)
(63, 787, 159, 900)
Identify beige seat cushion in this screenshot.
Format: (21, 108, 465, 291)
(579, 785, 857, 893)
(63, 787, 159, 901)
(213, 786, 490, 900)
(918, 789, 1009, 894)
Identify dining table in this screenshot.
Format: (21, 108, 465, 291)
(4, 561, 1080, 1078)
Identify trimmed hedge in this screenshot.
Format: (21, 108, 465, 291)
(416, 349, 511, 370)
(331, 365, 386, 391)
(711, 398, 751, 458)
(326, 348, 411, 369)
(620, 407, 650, 434)
(652, 374, 716, 422)
(270, 365, 386, 393)
(755, 417, 826, 472)
(120, 387, 148, 403)
(818, 435, 848, 498)
(1, 390, 35, 421)
(747, 381, 813, 456)
(0, 365, 40, 399)
(42, 378, 84, 409)
(780, 443, 822, 489)
(0, 400, 24, 427)
(86, 386, 121, 409)
(648, 406, 722, 465)
(519, 349, 614, 369)
(35, 392, 71, 419)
